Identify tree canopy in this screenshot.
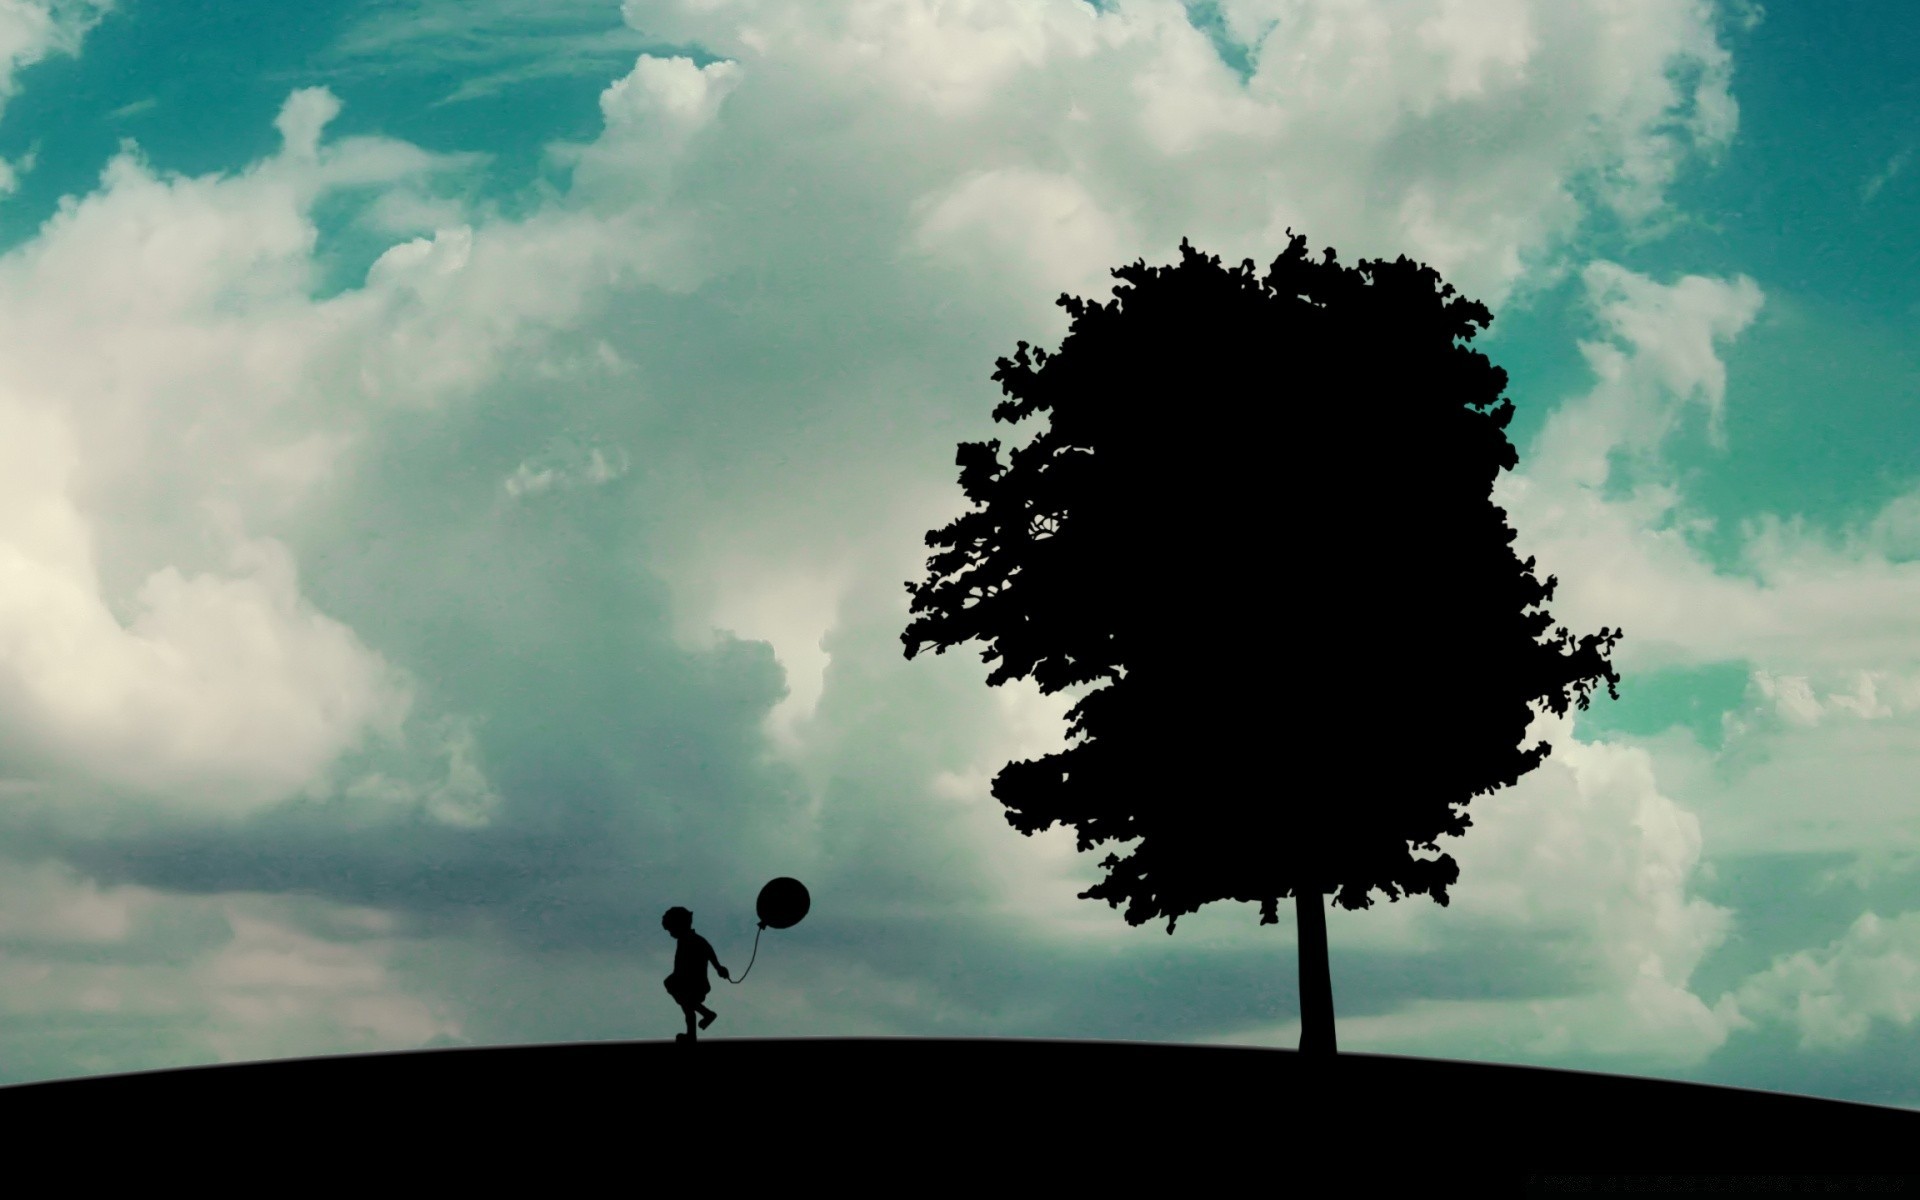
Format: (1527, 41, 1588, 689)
(902, 233, 1622, 934)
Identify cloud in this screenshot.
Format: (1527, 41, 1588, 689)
(1490, 265, 1773, 674)
(1204, 708, 1738, 1069)
(0, 857, 140, 942)
(0, 858, 461, 1082)
(0, 93, 544, 826)
(601, 52, 740, 131)
(578, 0, 1757, 1052)
(557, 53, 743, 207)
(614, 0, 1741, 313)
(105, 95, 154, 120)
(317, 0, 652, 105)
(274, 86, 342, 162)
(1527, 261, 1763, 488)
(1725, 911, 1920, 1051)
(1862, 145, 1912, 205)
(0, 0, 1789, 1081)
(0, 1, 113, 107)
(1725, 0, 1765, 34)
(907, 166, 1139, 327)
(503, 434, 633, 498)
(1481, 258, 1920, 872)
(0, 1, 112, 193)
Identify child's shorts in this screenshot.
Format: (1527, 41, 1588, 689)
(664, 974, 709, 1006)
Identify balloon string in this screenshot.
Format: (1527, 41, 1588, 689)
(724, 924, 764, 985)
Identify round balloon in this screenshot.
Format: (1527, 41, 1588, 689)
(756, 877, 810, 930)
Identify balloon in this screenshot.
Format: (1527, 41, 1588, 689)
(756, 877, 810, 930)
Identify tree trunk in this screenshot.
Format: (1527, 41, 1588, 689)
(1295, 880, 1336, 1057)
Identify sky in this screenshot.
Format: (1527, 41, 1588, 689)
(0, 0, 1917, 1110)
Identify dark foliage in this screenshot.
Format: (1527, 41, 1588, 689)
(903, 233, 1621, 932)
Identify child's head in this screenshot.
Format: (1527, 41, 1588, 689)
(662, 906, 693, 935)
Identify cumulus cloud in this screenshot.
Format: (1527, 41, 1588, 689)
(602, 53, 741, 132)
(0, 77, 705, 838)
(615, 0, 1742, 316)
(1481, 258, 1920, 870)
(1726, 911, 1920, 1051)
(1467, 243, 1920, 872)
(274, 86, 341, 162)
(199, 904, 459, 1062)
(907, 167, 1139, 326)
(561, 53, 744, 208)
(0, 857, 141, 942)
(0, 0, 1803, 1081)
(1200, 708, 1738, 1069)
(576, 0, 1770, 1055)
(0, 96, 530, 826)
(0, 2, 109, 197)
(0, 0, 112, 105)
(0, 860, 461, 1082)
(1525, 261, 1764, 494)
(503, 436, 633, 498)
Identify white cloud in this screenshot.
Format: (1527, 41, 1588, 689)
(601, 53, 742, 132)
(0, 858, 144, 941)
(274, 86, 342, 162)
(1488, 279, 1778, 678)
(907, 167, 1139, 327)
(561, 0, 1768, 1052)
(609, 1, 1756, 742)
(1752, 669, 1824, 727)
(612, 0, 1740, 318)
(105, 94, 153, 119)
(502, 434, 633, 498)
(1191, 708, 1736, 1066)
(1313, 711, 1735, 1066)
(365, 224, 474, 290)
(623, 0, 1106, 120)
(0, 871, 462, 1081)
(1862, 145, 1911, 205)
(697, 561, 850, 753)
(1416, 0, 1537, 102)
(322, 0, 652, 106)
(0, 1, 112, 108)
(0, 390, 410, 817)
(196, 902, 464, 1065)
(1526, 261, 1763, 492)
(564, 54, 744, 205)
(1726, 911, 1920, 1052)
(1478, 254, 1920, 872)
(0, 87, 697, 825)
(328, 713, 501, 828)
(0, 0, 1796, 1071)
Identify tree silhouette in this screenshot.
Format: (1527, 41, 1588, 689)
(902, 233, 1623, 1057)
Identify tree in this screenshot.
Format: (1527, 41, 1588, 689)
(901, 233, 1623, 1057)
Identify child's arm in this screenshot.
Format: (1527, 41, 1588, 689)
(707, 938, 729, 979)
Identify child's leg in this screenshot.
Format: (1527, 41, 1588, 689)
(668, 978, 699, 1040)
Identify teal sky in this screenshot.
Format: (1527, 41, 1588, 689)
(1, 0, 1918, 1111)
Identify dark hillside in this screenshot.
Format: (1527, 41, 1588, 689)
(5, 1039, 1913, 1190)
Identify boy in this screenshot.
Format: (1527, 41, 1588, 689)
(661, 906, 730, 1042)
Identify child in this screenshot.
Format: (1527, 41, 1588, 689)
(662, 906, 730, 1042)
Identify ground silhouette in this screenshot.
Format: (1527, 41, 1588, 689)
(4, 1041, 1915, 1189)
(903, 234, 1623, 1056)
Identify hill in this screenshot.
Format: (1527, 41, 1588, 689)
(5, 1039, 1913, 1190)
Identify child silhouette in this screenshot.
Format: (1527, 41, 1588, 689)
(662, 906, 729, 1043)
